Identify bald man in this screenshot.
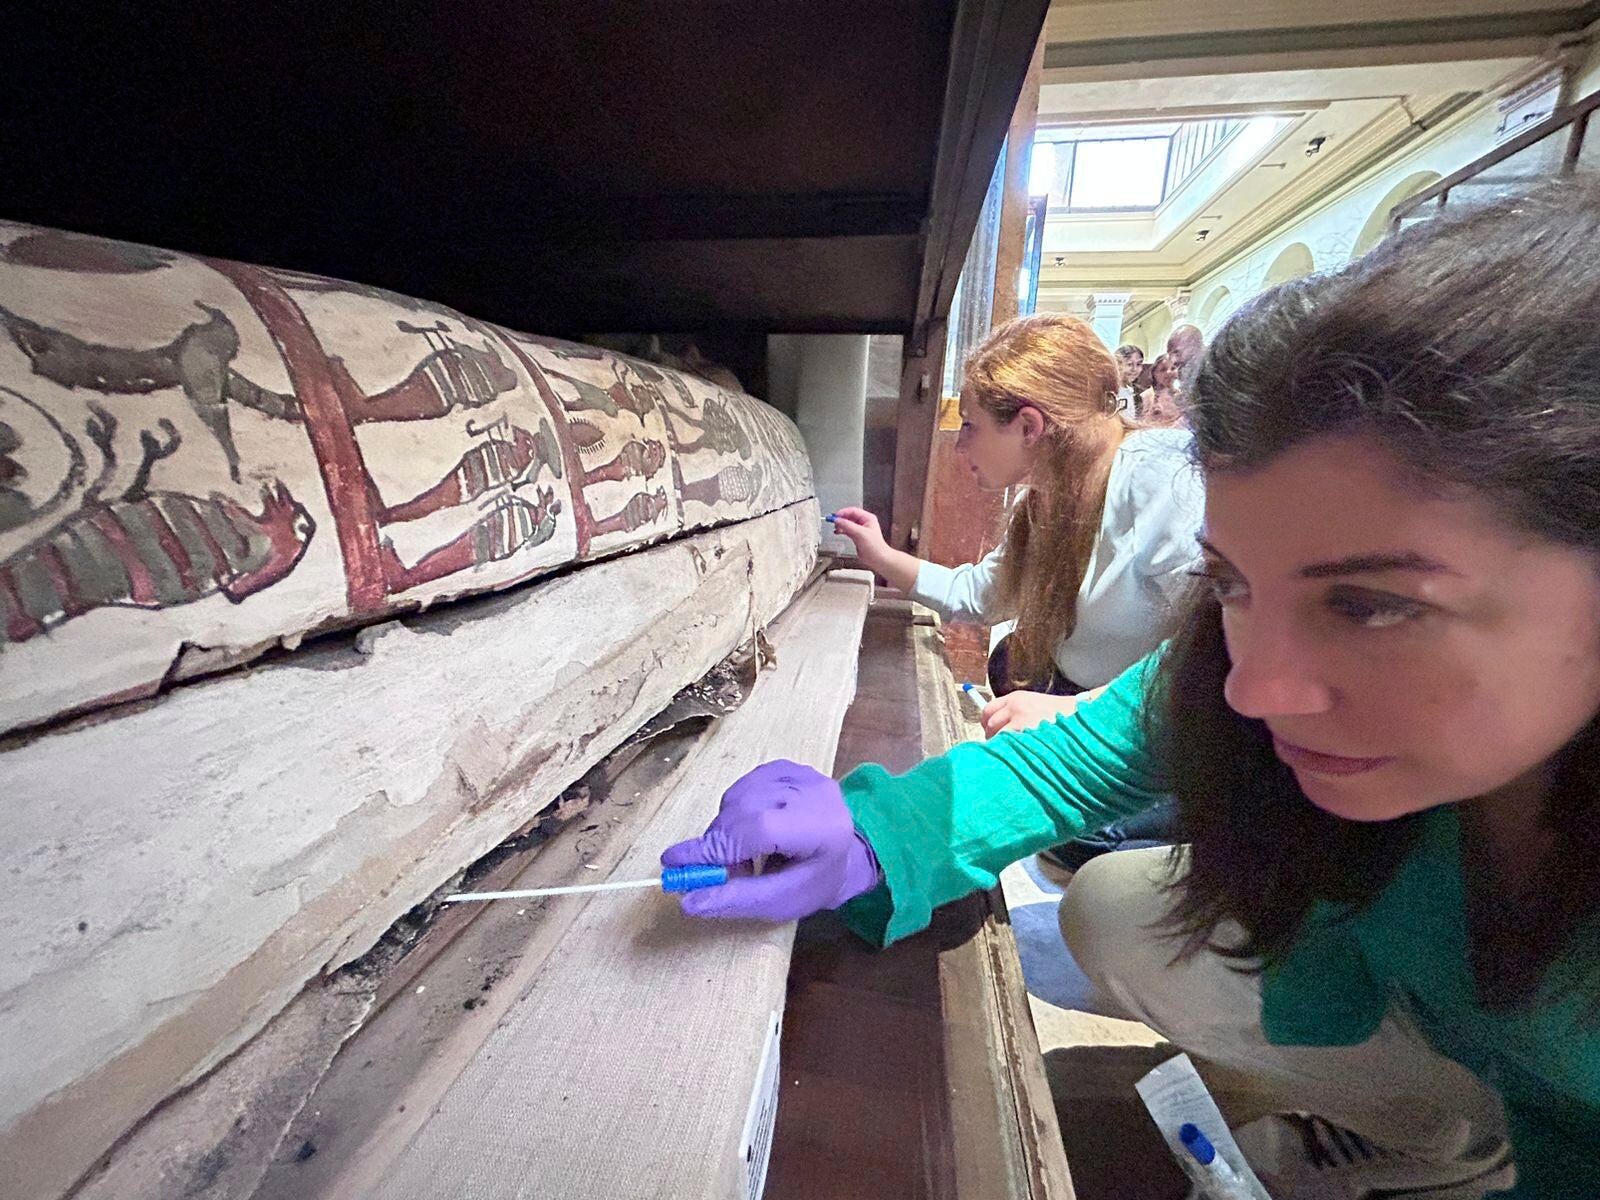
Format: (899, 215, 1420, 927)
(1166, 324, 1205, 377)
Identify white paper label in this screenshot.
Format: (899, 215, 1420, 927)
(740, 1010, 782, 1200)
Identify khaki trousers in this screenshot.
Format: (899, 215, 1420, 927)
(1057, 847, 1506, 1162)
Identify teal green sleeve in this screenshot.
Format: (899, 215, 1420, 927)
(837, 653, 1171, 946)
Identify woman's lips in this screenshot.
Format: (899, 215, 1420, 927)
(1272, 738, 1395, 777)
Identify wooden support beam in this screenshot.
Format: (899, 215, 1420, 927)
(889, 0, 1052, 553)
(992, 32, 1046, 331)
(888, 318, 947, 554)
(1, 504, 817, 1200)
(902, 38, 1044, 680)
(767, 605, 1074, 1198)
(370, 571, 872, 1199)
(914, 620, 1074, 1200)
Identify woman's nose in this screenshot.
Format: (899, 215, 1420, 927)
(1222, 623, 1335, 719)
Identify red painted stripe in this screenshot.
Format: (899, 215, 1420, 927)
(0, 569, 41, 641)
(207, 261, 387, 610)
(183, 496, 234, 582)
(487, 327, 595, 558)
(90, 509, 157, 605)
(142, 499, 198, 594)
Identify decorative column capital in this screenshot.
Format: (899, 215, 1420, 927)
(1086, 292, 1134, 352)
(1165, 290, 1192, 321)
(1087, 291, 1133, 316)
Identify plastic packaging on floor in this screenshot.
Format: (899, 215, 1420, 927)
(1137, 1053, 1272, 1200)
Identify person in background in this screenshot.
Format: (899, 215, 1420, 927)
(1113, 343, 1144, 414)
(671, 184, 1600, 1198)
(1167, 322, 1205, 380)
(1139, 353, 1184, 426)
(829, 312, 1203, 737)
(1134, 359, 1156, 396)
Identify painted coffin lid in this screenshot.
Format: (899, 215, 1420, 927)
(0, 224, 814, 735)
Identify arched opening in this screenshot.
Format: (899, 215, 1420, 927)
(1261, 242, 1315, 289)
(1196, 286, 1233, 335)
(1349, 170, 1443, 260)
(1123, 304, 1172, 361)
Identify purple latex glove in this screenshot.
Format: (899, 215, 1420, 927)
(661, 759, 881, 920)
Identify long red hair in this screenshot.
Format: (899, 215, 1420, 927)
(963, 313, 1129, 685)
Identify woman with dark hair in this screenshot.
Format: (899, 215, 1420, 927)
(665, 183, 1600, 1198)
(1139, 352, 1184, 426)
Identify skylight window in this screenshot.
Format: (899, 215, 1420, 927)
(1031, 117, 1265, 213)
(1069, 138, 1169, 208)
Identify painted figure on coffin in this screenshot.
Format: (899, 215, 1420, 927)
(519, 340, 683, 555)
(0, 387, 313, 644)
(0, 229, 572, 625)
(210, 265, 576, 605)
(0, 221, 813, 736)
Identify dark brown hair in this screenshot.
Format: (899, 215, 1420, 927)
(1157, 181, 1600, 1007)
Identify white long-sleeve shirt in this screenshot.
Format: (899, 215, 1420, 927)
(909, 427, 1205, 689)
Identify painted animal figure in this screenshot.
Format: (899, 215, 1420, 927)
(0, 482, 313, 644)
(673, 394, 752, 458)
(0, 403, 313, 644)
(545, 363, 657, 426)
(1, 302, 248, 481)
(544, 367, 620, 418)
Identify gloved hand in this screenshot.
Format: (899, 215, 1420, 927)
(661, 759, 881, 921)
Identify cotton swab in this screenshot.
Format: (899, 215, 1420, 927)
(443, 863, 728, 903)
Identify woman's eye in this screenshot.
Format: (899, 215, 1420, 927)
(1326, 590, 1427, 629)
(1188, 569, 1247, 606)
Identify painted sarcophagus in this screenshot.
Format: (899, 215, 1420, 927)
(0, 223, 812, 735)
(0, 223, 821, 1200)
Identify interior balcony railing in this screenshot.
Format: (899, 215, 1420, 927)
(1391, 85, 1599, 231)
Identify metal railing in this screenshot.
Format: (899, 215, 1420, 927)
(1390, 86, 1599, 230)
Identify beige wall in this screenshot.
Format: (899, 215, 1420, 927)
(1575, 24, 1600, 98)
(1119, 304, 1172, 360)
(1138, 98, 1506, 343)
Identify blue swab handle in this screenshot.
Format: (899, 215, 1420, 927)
(1179, 1123, 1216, 1165)
(660, 863, 729, 893)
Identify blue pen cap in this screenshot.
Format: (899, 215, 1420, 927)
(661, 863, 729, 893)
(1178, 1122, 1217, 1165)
